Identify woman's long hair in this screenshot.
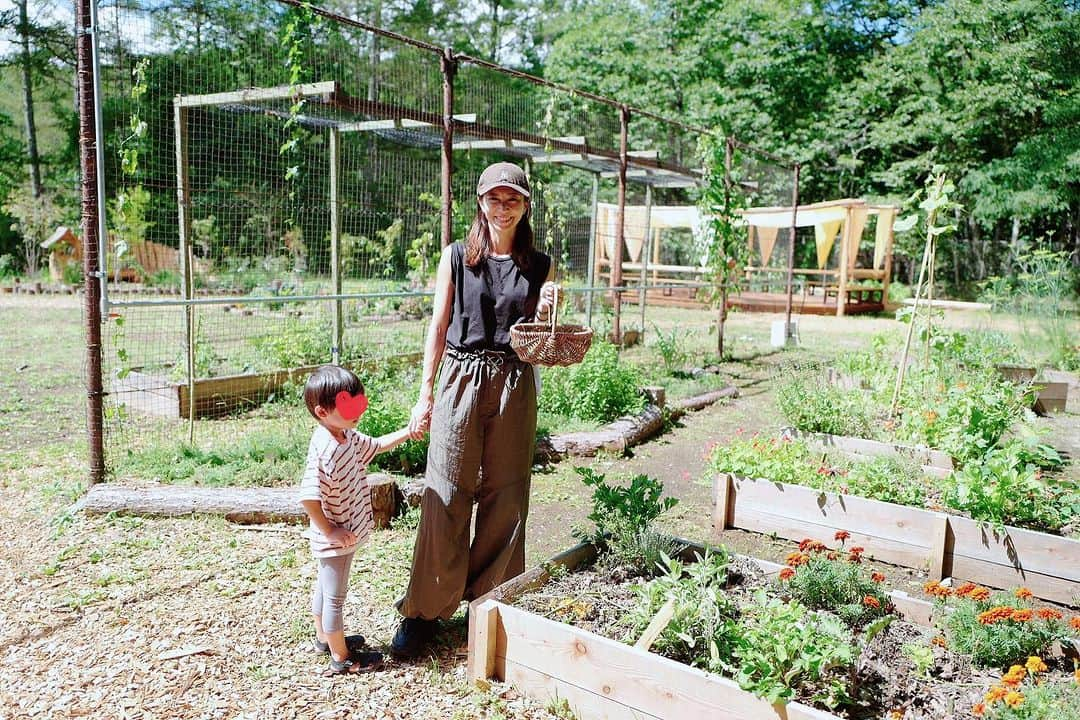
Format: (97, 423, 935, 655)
(463, 199, 534, 269)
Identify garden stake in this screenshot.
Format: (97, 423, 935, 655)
(890, 174, 946, 418)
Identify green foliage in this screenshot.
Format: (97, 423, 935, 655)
(937, 587, 1065, 669)
(731, 591, 856, 708)
(539, 341, 646, 423)
(650, 323, 691, 374)
(248, 317, 331, 370)
(774, 363, 877, 438)
(355, 368, 428, 474)
(781, 541, 892, 629)
(573, 468, 680, 575)
(901, 642, 935, 679)
(941, 440, 1078, 533)
(108, 185, 153, 275)
(982, 248, 1080, 371)
(978, 670, 1080, 720)
(624, 551, 739, 669)
(708, 437, 928, 508)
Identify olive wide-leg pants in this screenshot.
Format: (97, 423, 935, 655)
(396, 349, 537, 621)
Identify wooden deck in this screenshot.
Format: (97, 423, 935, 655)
(727, 290, 885, 316)
(617, 288, 886, 315)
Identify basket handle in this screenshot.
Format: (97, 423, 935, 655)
(549, 285, 559, 335)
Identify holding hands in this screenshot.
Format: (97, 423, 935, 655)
(409, 396, 432, 437)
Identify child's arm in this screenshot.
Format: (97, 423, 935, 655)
(372, 426, 420, 455)
(301, 500, 357, 548)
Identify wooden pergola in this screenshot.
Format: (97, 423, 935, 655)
(736, 198, 898, 317)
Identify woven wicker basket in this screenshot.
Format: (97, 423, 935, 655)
(510, 287, 593, 367)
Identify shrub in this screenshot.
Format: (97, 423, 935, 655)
(539, 341, 646, 423)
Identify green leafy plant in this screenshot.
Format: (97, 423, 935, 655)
(624, 551, 738, 669)
(731, 590, 856, 708)
(650, 323, 691, 375)
(975, 658, 1080, 720)
(940, 440, 1077, 533)
(539, 341, 646, 424)
(774, 363, 877, 438)
(901, 642, 935, 679)
(573, 467, 680, 576)
(927, 582, 1068, 669)
(779, 534, 892, 629)
(708, 436, 928, 508)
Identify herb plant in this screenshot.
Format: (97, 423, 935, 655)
(540, 341, 646, 423)
(779, 535, 892, 629)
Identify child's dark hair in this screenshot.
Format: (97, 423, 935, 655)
(304, 365, 364, 419)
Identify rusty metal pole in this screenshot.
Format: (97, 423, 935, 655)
(613, 104, 629, 345)
(77, 0, 105, 485)
(718, 135, 734, 357)
(783, 162, 801, 341)
(440, 47, 456, 248)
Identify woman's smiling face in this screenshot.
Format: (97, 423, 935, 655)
(480, 187, 528, 235)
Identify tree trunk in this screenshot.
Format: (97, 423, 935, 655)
(17, 0, 42, 199)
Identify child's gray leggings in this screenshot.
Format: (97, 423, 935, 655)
(311, 551, 355, 633)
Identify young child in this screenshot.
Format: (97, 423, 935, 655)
(298, 364, 418, 675)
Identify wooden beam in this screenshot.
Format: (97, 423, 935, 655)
(175, 81, 338, 108)
(530, 153, 587, 163)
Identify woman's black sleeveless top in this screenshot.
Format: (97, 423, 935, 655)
(446, 242, 552, 353)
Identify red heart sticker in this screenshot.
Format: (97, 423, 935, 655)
(335, 391, 368, 421)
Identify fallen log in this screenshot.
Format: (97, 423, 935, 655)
(75, 473, 399, 526)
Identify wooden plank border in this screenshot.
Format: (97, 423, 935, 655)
(714, 473, 1080, 605)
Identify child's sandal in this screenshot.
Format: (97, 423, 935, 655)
(312, 634, 366, 655)
(324, 651, 384, 676)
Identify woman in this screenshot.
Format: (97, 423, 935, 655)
(391, 162, 556, 659)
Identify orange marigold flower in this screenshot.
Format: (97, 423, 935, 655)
(779, 567, 795, 581)
(848, 551, 864, 564)
(1036, 608, 1063, 620)
(872, 572, 886, 583)
(834, 530, 851, 542)
(1015, 587, 1034, 600)
(1001, 666, 1026, 687)
(1025, 656, 1047, 674)
(1011, 608, 1034, 622)
(925, 410, 939, 424)
(972, 703, 985, 717)
(1070, 616, 1080, 632)
(849, 546, 865, 555)
(978, 607, 1014, 625)
(985, 686, 1008, 704)
(798, 538, 816, 552)
(969, 586, 991, 601)
(785, 552, 809, 567)
(863, 595, 880, 609)
(931, 635, 947, 648)
(924, 580, 941, 594)
(955, 582, 977, 597)
(1004, 691, 1024, 708)
(827, 551, 838, 560)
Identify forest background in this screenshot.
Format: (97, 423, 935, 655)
(1, 0, 1078, 299)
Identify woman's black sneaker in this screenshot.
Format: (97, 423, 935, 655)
(390, 617, 438, 659)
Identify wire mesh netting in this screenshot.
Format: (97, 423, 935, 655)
(91, 0, 793, 480)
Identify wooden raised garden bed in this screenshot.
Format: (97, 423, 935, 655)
(467, 541, 938, 720)
(781, 428, 954, 478)
(713, 472, 1080, 605)
(110, 353, 422, 419)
